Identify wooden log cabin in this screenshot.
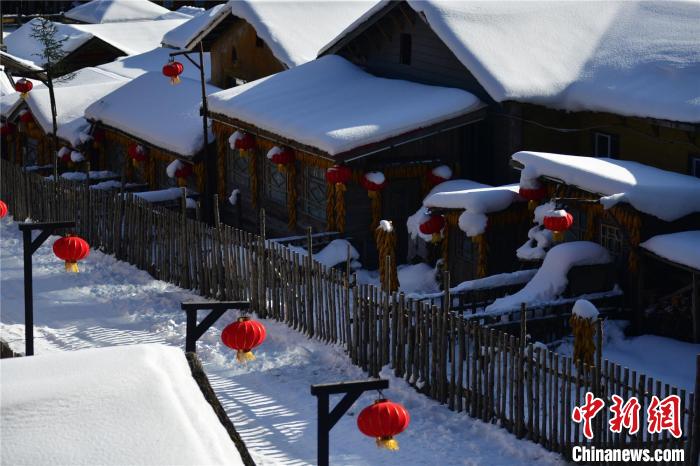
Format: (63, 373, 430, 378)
(511, 151, 700, 340)
(320, 1, 700, 181)
(84, 71, 221, 198)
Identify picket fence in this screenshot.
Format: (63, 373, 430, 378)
(2, 159, 697, 464)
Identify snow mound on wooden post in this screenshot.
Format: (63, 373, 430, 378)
(70, 151, 85, 163)
(378, 219, 393, 232)
(228, 189, 239, 206)
(572, 299, 599, 320)
(486, 241, 612, 313)
(0, 344, 244, 465)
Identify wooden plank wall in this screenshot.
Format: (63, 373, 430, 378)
(2, 158, 696, 465)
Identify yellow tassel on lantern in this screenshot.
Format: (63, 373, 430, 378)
(431, 232, 442, 243)
(177, 177, 187, 187)
(277, 164, 286, 172)
(376, 437, 399, 451)
(131, 157, 138, 168)
(65, 261, 79, 273)
(528, 200, 538, 211)
(553, 230, 565, 242)
(236, 350, 256, 362)
(20, 92, 28, 100)
(170, 76, 181, 85)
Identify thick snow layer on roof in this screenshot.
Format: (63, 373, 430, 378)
(325, 1, 700, 123)
(85, 72, 219, 156)
(641, 231, 700, 272)
(407, 180, 519, 239)
(161, 3, 230, 50)
(514, 151, 700, 222)
(1, 344, 243, 465)
(0, 68, 23, 118)
(24, 67, 128, 146)
(65, 0, 170, 23)
(486, 241, 612, 313)
(97, 47, 211, 81)
(163, 0, 375, 65)
(5, 18, 186, 66)
(208, 55, 482, 156)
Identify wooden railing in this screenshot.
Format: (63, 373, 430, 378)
(2, 159, 697, 464)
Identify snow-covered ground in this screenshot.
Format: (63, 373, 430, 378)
(0, 218, 563, 466)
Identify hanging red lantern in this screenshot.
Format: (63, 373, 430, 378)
(174, 162, 193, 179)
(357, 399, 410, 451)
(232, 132, 255, 152)
(128, 143, 147, 162)
(419, 214, 446, 243)
(14, 78, 33, 98)
(0, 200, 7, 219)
(543, 209, 574, 242)
(325, 165, 352, 185)
(267, 146, 295, 171)
(1, 122, 16, 136)
(19, 111, 34, 125)
(53, 234, 90, 272)
(162, 61, 184, 85)
(221, 316, 267, 362)
(519, 183, 547, 210)
(361, 172, 387, 193)
(426, 165, 452, 187)
(58, 147, 71, 163)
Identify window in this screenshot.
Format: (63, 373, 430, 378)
(264, 160, 287, 206)
(564, 209, 587, 242)
(255, 36, 264, 48)
(690, 155, 700, 178)
(226, 145, 251, 195)
(399, 33, 412, 65)
(593, 132, 619, 158)
(300, 165, 327, 221)
(600, 223, 623, 258)
(24, 137, 38, 167)
(104, 140, 125, 175)
(230, 46, 238, 64)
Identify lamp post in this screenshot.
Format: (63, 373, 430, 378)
(168, 42, 216, 224)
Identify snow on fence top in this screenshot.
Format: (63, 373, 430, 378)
(640, 231, 700, 272)
(65, 0, 171, 24)
(4, 18, 187, 67)
(323, 1, 700, 123)
(207, 55, 483, 156)
(24, 67, 128, 146)
(486, 241, 612, 314)
(572, 299, 599, 320)
(407, 179, 520, 240)
(0, 344, 244, 465)
(163, 0, 375, 67)
(97, 47, 211, 81)
(513, 151, 700, 222)
(85, 72, 220, 157)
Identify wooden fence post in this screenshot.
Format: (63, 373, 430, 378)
(691, 355, 700, 466)
(306, 226, 313, 337)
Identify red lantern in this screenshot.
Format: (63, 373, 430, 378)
(58, 147, 71, 163)
(519, 185, 547, 210)
(419, 215, 446, 243)
(543, 209, 574, 242)
(361, 172, 386, 192)
(14, 78, 33, 98)
(162, 61, 184, 85)
(19, 111, 33, 125)
(426, 165, 452, 187)
(234, 132, 255, 151)
(53, 234, 90, 272)
(325, 165, 352, 185)
(0, 200, 7, 219)
(221, 316, 267, 362)
(357, 399, 410, 451)
(128, 143, 147, 162)
(267, 146, 295, 171)
(174, 162, 193, 179)
(1, 122, 16, 136)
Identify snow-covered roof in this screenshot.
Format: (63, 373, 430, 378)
(5, 18, 187, 67)
(641, 231, 700, 272)
(162, 0, 376, 68)
(85, 72, 220, 157)
(24, 67, 128, 146)
(1, 344, 244, 465)
(97, 47, 211, 81)
(486, 241, 612, 313)
(407, 179, 520, 239)
(0, 67, 22, 118)
(323, 1, 700, 123)
(65, 0, 170, 23)
(207, 55, 483, 156)
(513, 151, 700, 222)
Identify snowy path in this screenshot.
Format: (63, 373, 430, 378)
(0, 219, 564, 466)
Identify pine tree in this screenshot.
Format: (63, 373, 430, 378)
(30, 18, 74, 82)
